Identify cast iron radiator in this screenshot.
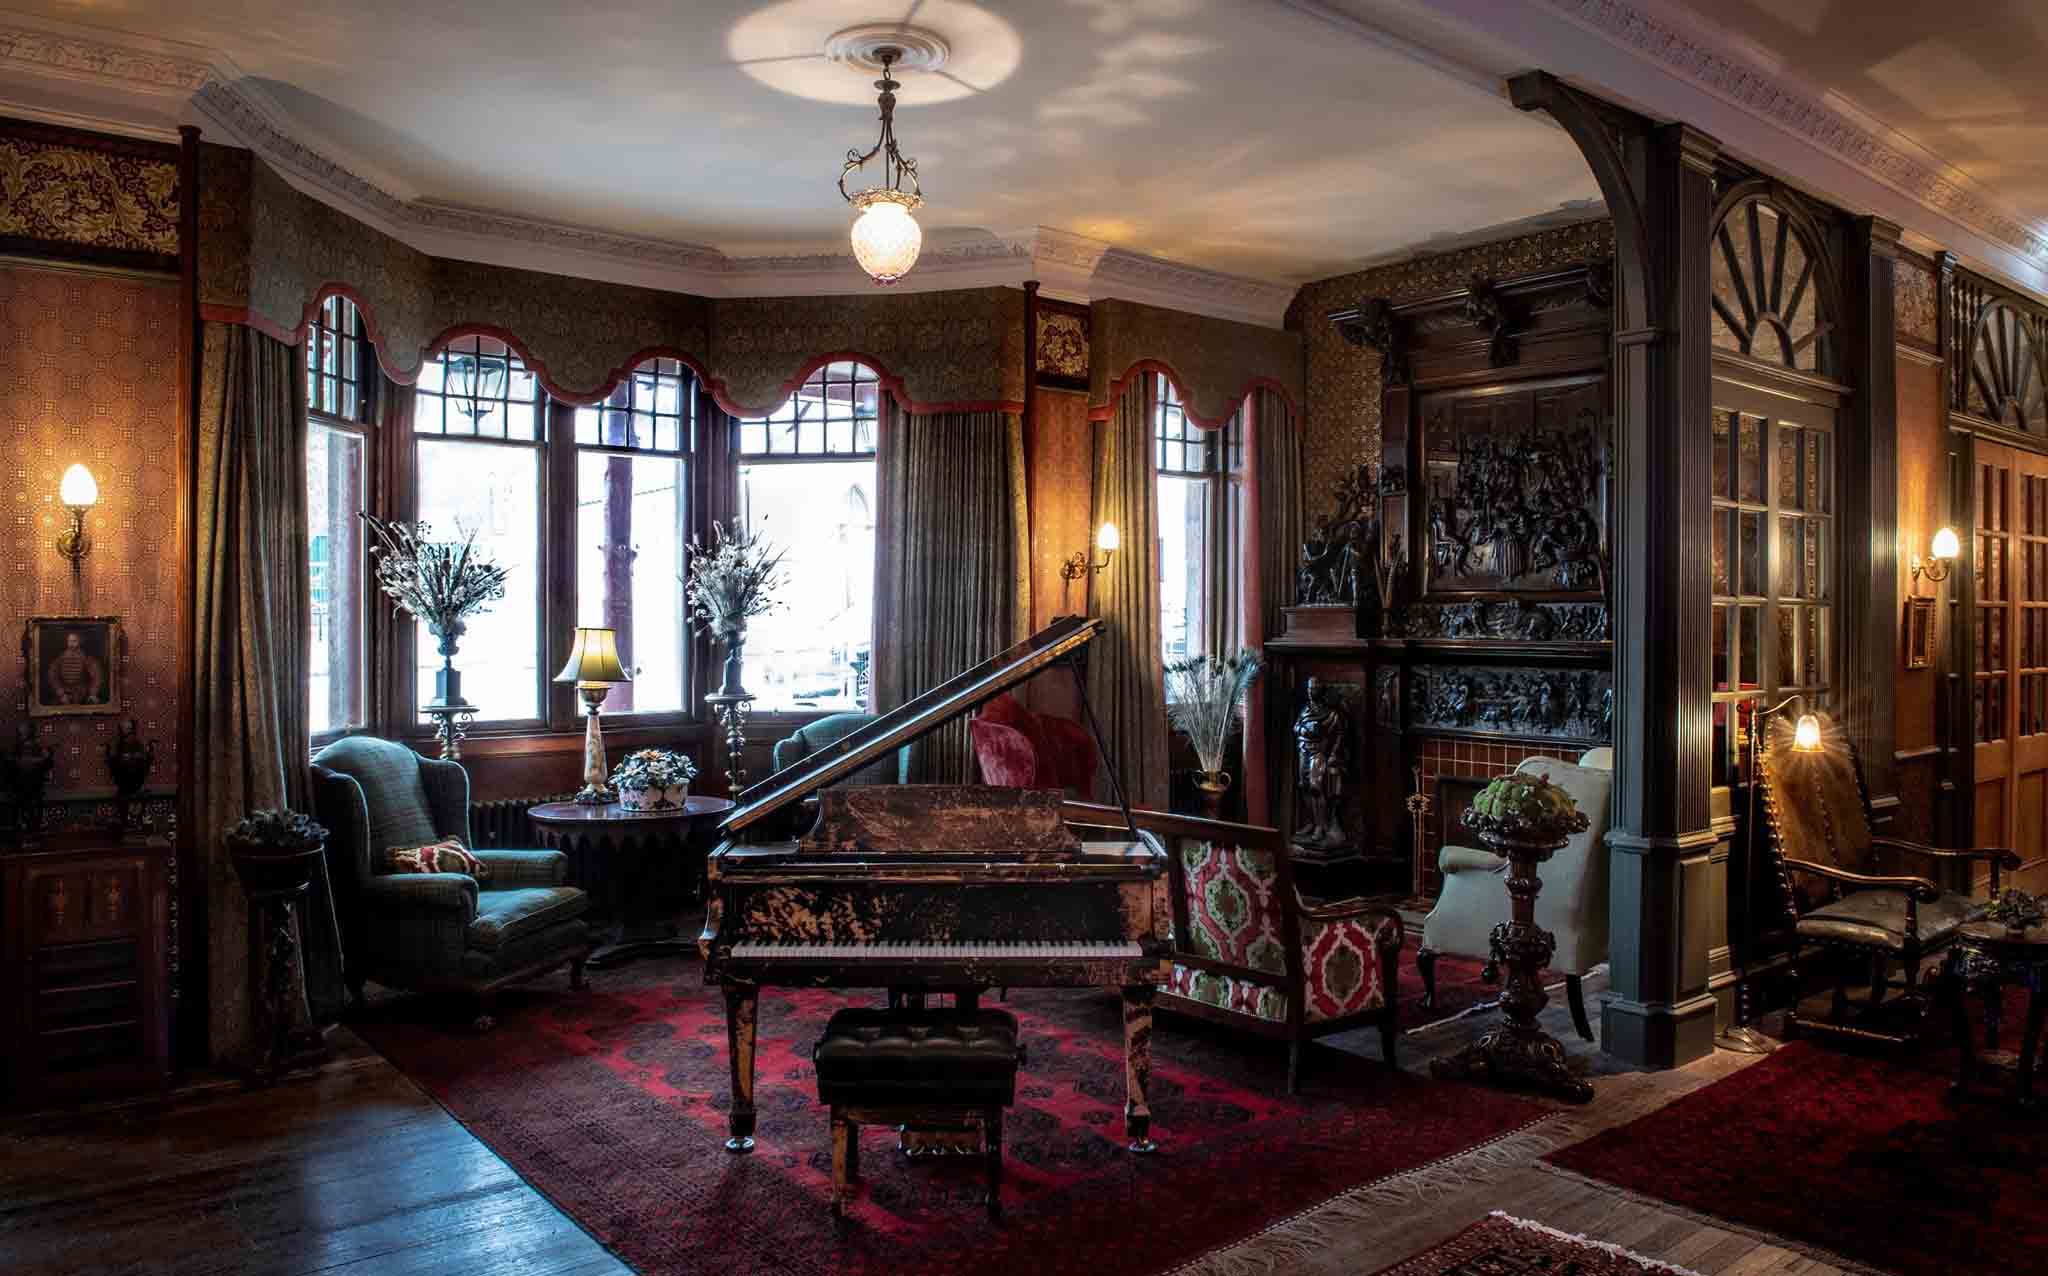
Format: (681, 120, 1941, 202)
(469, 795, 569, 848)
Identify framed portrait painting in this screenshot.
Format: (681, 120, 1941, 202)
(25, 616, 122, 718)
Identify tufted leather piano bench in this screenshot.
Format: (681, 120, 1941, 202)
(813, 1007, 1025, 1219)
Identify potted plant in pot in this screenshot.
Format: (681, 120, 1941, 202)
(1164, 649, 1261, 819)
(224, 809, 332, 1080)
(681, 519, 787, 698)
(611, 749, 699, 813)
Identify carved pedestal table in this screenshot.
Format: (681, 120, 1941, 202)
(531, 797, 735, 968)
(1946, 919, 2048, 1111)
(1429, 828, 1594, 1103)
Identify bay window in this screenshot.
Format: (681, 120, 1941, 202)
(412, 335, 545, 725)
(306, 294, 371, 742)
(734, 361, 880, 711)
(573, 358, 695, 714)
(1154, 373, 1241, 673)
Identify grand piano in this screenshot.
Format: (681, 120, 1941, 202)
(699, 615, 1171, 1154)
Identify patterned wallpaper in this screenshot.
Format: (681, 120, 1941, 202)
(709, 286, 1024, 415)
(1290, 219, 1616, 513)
(1088, 298, 1303, 427)
(1895, 251, 1939, 351)
(0, 263, 182, 796)
(0, 129, 178, 259)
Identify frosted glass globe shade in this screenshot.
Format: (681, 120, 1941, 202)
(59, 463, 98, 508)
(1096, 521, 1121, 552)
(1792, 713, 1822, 752)
(1930, 525, 1960, 561)
(850, 193, 923, 284)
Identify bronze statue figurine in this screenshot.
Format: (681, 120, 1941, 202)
(105, 719, 157, 832)
(5, 723, 57, 834)
(1291, 678, 1350, 851)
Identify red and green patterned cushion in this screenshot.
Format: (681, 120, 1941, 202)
(1168, 840, 1394, 1025)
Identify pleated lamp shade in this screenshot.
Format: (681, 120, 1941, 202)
(554, 627, 631, 687)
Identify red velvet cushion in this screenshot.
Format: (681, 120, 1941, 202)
(978, 693, 1058, 785)
(976, 692, 1097, 797)
(970, 719, 1040, 788)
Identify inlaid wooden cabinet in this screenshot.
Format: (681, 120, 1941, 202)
(3, 835, 172, 1105)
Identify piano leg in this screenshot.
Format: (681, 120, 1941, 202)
(724, 983, 758, 1154)
(1121, 984, 1159, 1154)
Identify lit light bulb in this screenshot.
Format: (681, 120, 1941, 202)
(1792, 714, 1823, 753)
(1096, 521, 1121, 553)
(1930, 526, 1960, 561)
(59, 463, 98, 508)
(849, 190, 923, 284)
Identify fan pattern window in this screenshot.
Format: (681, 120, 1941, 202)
(1710, 198, 1831, 373)
(1966, 303, 2048, 433)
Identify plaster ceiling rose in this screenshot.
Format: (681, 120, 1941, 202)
(728, 0, 1019, 105)
(824, 23, 949, 74)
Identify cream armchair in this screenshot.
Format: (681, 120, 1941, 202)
(1417, 748, 1613, 1040)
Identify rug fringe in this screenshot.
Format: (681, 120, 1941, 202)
(1163, 1113, 1588, 1276)
(1532, 1162, 1896, 1276)
(1488, 1211, 1708, 1276)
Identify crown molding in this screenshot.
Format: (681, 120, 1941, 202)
(1539, 0, 2048, 266)
(0, 10, 1286, 325)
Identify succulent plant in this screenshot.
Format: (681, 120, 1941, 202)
(1465, 772, 1589, 845)
(225, 809, 328, 853)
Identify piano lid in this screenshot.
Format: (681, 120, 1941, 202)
(799, 786, 1083, 859)
(719, 614, 1102, 838)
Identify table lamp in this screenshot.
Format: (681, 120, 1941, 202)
(555, 627, 631, 804)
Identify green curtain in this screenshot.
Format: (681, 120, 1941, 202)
(192, 321, 332, 1058)
(1088, 380, 1170, 810)
(872, 408, 1030, 782)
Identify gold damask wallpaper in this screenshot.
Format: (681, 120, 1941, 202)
(0, 263, 182, 796)
(1290, 218, 1615, 512)
(1087, 298, 1303, 427)
(0, 129, 178, 260)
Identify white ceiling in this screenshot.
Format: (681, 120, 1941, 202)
(0, 0, 1604, 283)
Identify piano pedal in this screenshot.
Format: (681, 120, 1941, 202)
(897, 1125, 984, 1158)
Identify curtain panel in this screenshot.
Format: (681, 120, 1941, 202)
(1088, 380, 1170, 810)
(872, 408, 1030, 783)
(1247, 387, 1302, 825)
(192, 321, 339, 1058)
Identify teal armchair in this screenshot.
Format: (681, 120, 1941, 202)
(312, 737, 591, 1020)
(771, 712, 911, 785)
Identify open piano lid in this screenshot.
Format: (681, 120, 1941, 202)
(718, 614, 1103, 840)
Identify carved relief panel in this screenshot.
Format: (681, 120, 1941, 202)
(1418, 375, 1610, 598)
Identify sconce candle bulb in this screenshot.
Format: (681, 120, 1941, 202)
(55, 463, 97, 563)
(1911, 525, 1959, 586)
(1792, 713, 1823, 752)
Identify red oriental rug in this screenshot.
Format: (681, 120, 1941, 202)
(1369, 1213, 1705, 1276)
(1393, 936, 1549, 1031)
(357, 967, 1543, 1276)
(1546, 992, 2047, 1276)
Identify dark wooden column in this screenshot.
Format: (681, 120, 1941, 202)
(1510, 73, 1722, 1068)
(1843, 217, 1902, 821)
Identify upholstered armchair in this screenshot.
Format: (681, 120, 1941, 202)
(970, 693, 1098, 799)
(771, 713, 911, 786)
(311, 737, 592, 1021)
(1418, 748, 1614, 1041)
(1756, 717, 2015, 1047)
(1064, 802, 1400, 1093)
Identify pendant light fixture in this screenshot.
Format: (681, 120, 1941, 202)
(839, 47, 924, 284)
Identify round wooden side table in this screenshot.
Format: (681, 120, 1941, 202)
(1947, 918, 2048, 1111)
(530, 797, 734, 968)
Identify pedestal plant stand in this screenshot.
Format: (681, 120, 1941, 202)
(225, 811, 334, 1084)
(1430, 775, 1594, 1104)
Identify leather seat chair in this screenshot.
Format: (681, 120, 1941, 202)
(1417, 748, 1614, 1040)
(311, 737, 591, 1023)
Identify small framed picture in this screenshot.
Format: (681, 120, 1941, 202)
(1903, 596, 1937, 671)
(25, 616, 122, 718)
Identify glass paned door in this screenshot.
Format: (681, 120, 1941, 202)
(1971, 438, 2048, 892)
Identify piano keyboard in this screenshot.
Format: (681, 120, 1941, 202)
(731, 940, 1144, 960)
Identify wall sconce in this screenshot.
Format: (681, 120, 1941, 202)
(1910, 525, 1959, 586)
(1057, 522, 1119, 617)
(55, 464, 98, 563)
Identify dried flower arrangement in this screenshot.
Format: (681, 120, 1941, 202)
(681, 519, 788, 644)
(361, 515, 511, 646)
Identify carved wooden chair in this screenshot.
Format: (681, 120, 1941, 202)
(1756, 716, 2017, 1047)
(1066, 802, 1403, 1093)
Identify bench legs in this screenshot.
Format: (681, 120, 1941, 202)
(830, 1107, 1005, 1221)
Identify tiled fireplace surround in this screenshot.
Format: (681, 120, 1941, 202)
(1413, 737, 1584, 898)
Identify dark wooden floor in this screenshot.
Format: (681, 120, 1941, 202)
(0, 1038, 628, 1276)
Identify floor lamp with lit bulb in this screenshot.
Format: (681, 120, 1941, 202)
(556, 627, 631, 805)
(1720, 702, 1823, 1054)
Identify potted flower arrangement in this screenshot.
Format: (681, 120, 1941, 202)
(682, 519, 787, 697)
(1164, 650, 1261, 818)
(224, 809, 330, 895)
(1463, 771, 1590, 853)
(361, 515, 511, 709)
(611, 749, 699, 813)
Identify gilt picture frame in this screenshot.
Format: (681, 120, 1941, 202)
(25, 616, 122, 718)
(1903, 595, 1936, 671)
